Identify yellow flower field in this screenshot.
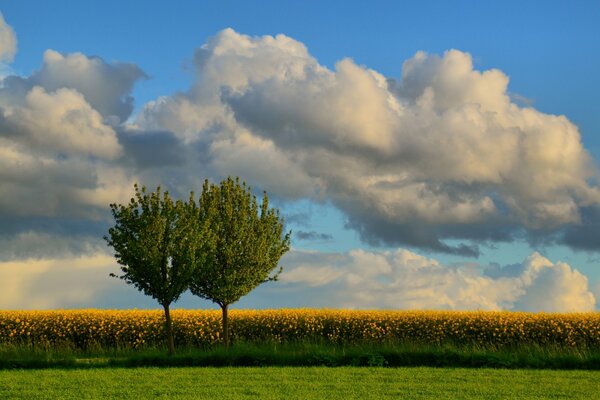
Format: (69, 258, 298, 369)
(1, 309, 599, 350)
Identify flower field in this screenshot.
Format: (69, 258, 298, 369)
(1, 309, 599, 350)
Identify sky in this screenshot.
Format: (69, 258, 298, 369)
(0, 1, 599, 311)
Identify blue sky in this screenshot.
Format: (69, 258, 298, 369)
(5, 1, 599, 132)
(0, 1, 599, 311)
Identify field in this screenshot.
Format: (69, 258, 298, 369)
(1, 366, 598, 399)
(2, 310, 599, 399)
(2, 309, 599, 349)
(1, 309, 600, 370)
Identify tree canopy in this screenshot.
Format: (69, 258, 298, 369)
(189, 177, 291, 346)
(105, 184, 204, 354)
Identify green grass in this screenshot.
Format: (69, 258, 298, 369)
(0, 366, 598, 399)
(1, 342, 600, 370)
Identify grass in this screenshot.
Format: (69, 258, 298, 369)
(1, 342, 600, 369)
(0, 366, 598, 399)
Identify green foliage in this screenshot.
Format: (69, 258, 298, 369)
(105, 184, 201, 307)
(188, 177, 291, 346)
(104, 184, 206, 354)
(104, 178, 290, 349)
(189, 177, 291, 307)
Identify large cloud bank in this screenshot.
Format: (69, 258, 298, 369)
(2, 27, 599, 255)
(133, 29, 600, 256)
(1, 20, 599, 311)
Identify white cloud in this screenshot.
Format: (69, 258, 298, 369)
(130, 29, 600, 254)
(0, 253, 120, 309)
(1, 86, 122, 159)
(0, 13, 16, 62)
(279, 249, 596, 312)
(510, 254, 596, 312)
(1, 246, 593, 312)
(592, 280, 600, 306)
(0, 47, 142, 221)
(29, 50, 146, 122)
(0, 137, 135, 219)
(0, 49, 145, 122)
(0, 24, 599, 316)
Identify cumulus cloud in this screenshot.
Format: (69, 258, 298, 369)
(0, 246, 594, 311)
(0, 41, 145, 221)
(0, 135, 135, 220)
(0, 47, 143, 223)
(0, 253, 119, 309)
(0, 43, 143, 268)
(1, 21, 600, 309)
(2, 49, 146, 122)
(129, 29, 600, 255)
(296, 230, 333, 241)
(0, 244, 228, 309)
(0, 251, 180, 310)
(0, 231, 106, 262)
(279, 249, 596, 312)
(133, 29, 320, 199)
(0, 13, 16, 62)
(0, 86, 122, 159)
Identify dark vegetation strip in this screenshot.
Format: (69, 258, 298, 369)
(1, 342, 600, 370)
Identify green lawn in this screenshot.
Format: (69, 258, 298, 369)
(0, 367, 598, 399)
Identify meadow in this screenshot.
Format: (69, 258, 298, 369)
(1, 366, 598, 399)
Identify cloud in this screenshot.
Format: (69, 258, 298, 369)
(0, 231, 106, 262)
(117, 128, 188, 170)
(0, 253, 119, 309)
(0, 48, 142, 223)
(0, 246, 594, 311)
(1, 24, 600, 279)
(559, 206, 600, 251)
(0, 86, 122, 159)
(0, 49, 145, 221)
(0, 13, 16, 62)
(296, 230, 333, 241)
(2, 49, 146, 122)
(0, 45, 141, 264)
(0, 139, 135, 219)
(130, 29, 600, 255)
(279, 249, 596, 312)
(0, 246, 209, 310)
(0, 26, 597, 311)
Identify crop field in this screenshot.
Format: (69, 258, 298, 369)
(1, 366, 599, 399)
(1, 310, 599, 398)
(2, 309, 599, 350)
(2, 309, 600, 370)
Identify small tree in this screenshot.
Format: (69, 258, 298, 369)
(105, 184, 203, 355)
(190, 177, 291, 348)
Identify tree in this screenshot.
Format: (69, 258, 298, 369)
(104, 184, 203, 355)
(189, 177, 291, 348)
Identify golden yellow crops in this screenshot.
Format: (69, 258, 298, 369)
(1, 309, 599, 349)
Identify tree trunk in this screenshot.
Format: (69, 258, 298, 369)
(221, 303, 229, 349)
(163, 304, 176, 355)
